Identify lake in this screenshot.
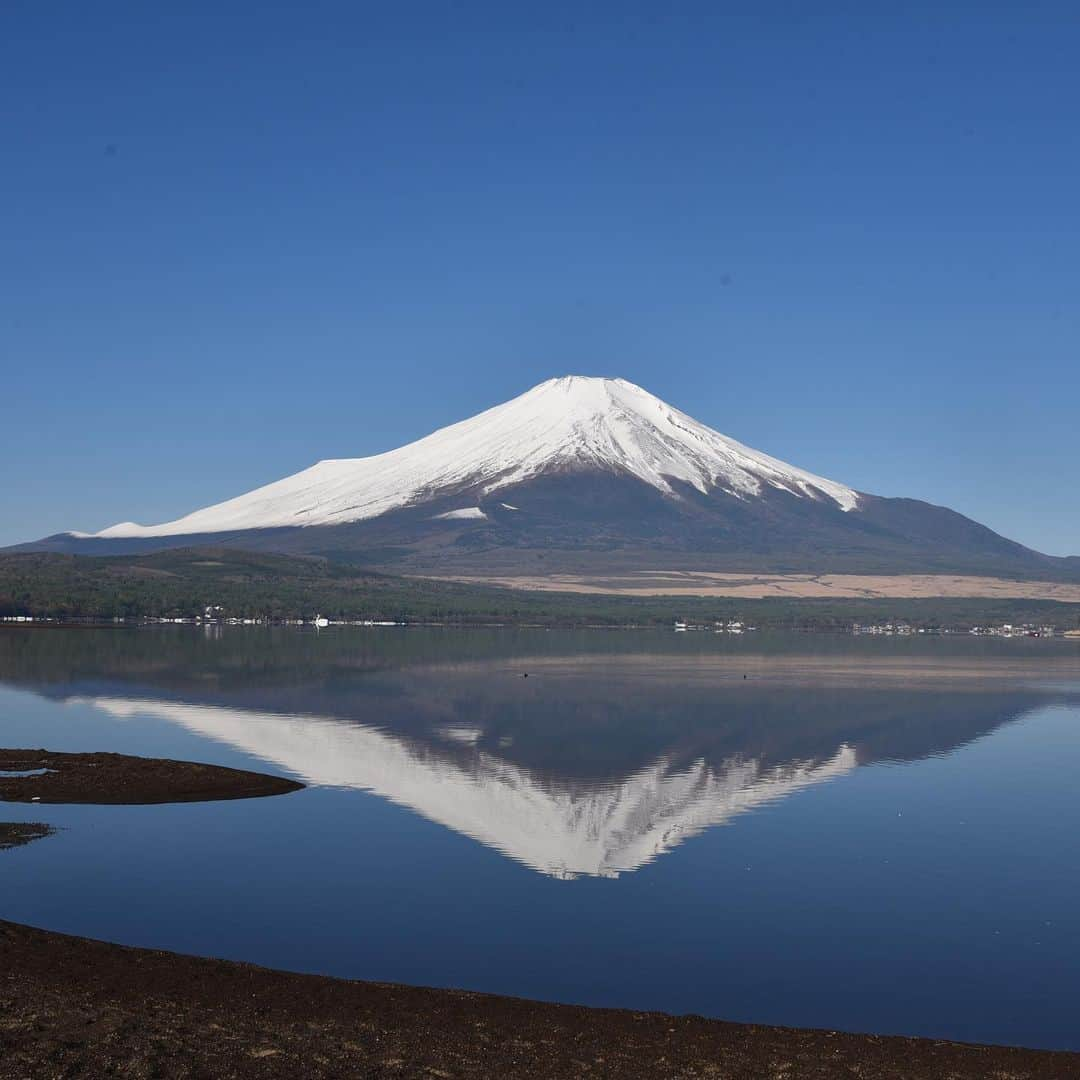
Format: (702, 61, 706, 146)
(1, 626, 1078, 1050)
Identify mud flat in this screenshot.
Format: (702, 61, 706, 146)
(0, 748, 304, 804)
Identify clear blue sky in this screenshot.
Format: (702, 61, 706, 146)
(4, 3, 1078, 554)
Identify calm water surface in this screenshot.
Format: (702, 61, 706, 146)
(1, 627, 1079, 1049)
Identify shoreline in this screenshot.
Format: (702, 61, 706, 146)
(3, 734, 1079, 1076)
(4, 619, 1080, 640)
(2, 918, 1077, 1078)
(4, 548, 1080, 634)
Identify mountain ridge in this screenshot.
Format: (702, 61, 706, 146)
(10, 376, 1079, 580)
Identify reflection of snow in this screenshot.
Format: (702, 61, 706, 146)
(436, 726, 483, 745)
(76, 696, 856, 880)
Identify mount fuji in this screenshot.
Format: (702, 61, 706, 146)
(16, 376, 1079, 578)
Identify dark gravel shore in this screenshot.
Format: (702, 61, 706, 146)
(2, 919, 1078, 1079)
(0, 748, 304, 804)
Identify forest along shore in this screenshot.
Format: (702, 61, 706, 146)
(4, 548, 1080, 631)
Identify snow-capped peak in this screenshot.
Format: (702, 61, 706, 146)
(92, 376, 858, 539)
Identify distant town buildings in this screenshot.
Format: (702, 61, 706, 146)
(674, 620, 756, 633)
(852, 622, 1058, 638)
(967, 623, 1057, 638)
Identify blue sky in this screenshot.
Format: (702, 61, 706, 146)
(4, 3, 1078, 554)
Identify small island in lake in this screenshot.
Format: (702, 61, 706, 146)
(0, 748, 304, 804)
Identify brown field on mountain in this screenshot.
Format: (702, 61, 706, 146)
(426, 571, 1080, 602)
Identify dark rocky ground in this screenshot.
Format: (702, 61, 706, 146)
(1, 919, 1078, 1079)
(0, 748, 303, 804)
(0, 821, 53, 849)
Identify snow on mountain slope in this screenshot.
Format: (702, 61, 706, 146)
(92, 375, 858, 539)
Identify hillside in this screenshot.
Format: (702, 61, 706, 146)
(2, 549, 1079, 630)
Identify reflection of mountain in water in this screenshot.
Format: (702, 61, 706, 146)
(4, 628, 1074, 879)
(76, 695, 857, 879)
